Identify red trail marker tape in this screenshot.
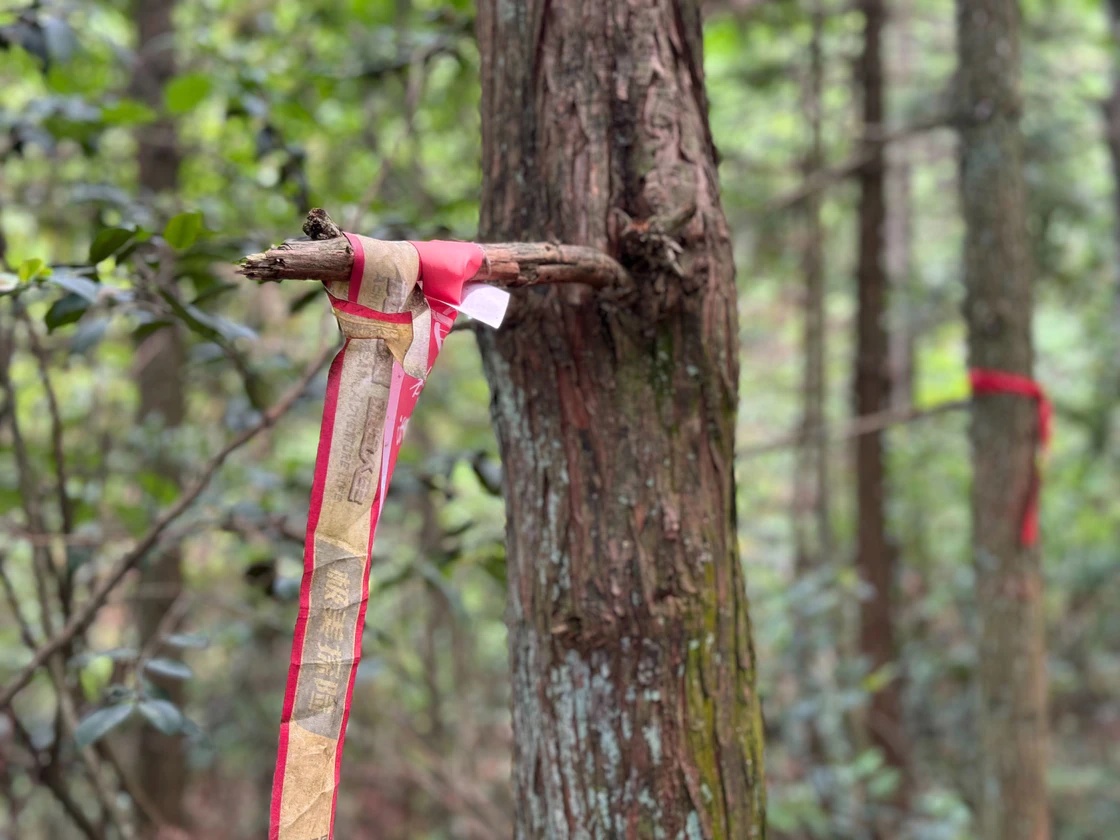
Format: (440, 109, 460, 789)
(269, 235, 502, 840)
(968, 368, 1051, 547)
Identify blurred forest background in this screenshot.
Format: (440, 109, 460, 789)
(0, 0, 1117, 838)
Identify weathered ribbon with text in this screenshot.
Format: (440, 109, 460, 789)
(269, 234, 497, 840)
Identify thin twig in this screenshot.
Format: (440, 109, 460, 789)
(21, 314, 75, 536)
(7, 713, 102, 840)
(134, 594, 192, 683)
(738, 399, 969, 458)
(0, 343, 335, 710)
(97, 738, 169, 830)
(0, 317, 75, 777)
(0, 552, 40, 650)
(47, 652, 135, 838)
(767, 113, 949, 211)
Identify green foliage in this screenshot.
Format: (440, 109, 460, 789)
(163, 212, 204, 250)
(1, 0, 1118, 838)
(138, 699, 186, 734)
(74, 703, 135, 749)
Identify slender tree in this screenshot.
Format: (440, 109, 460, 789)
(1097, 0, 1120, 443)
(956, 2, 1051, 839)
(130, 0, 189, 831)
(854, 0, 908, 799)
(791, 3, 835, 784)
(886, 3, 916, 413)
(474, 1, 766, 835)
(794, 1, 832, 609)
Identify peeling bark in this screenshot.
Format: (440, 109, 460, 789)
(956, 1, 1051, 838)
(476, 2, 765, 838)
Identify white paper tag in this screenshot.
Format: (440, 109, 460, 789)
(447, 282, 509, 328)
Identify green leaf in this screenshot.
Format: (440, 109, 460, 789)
(18, 258, 46, 283)
(164, 632, 209, 649)
(164, 73, 212, 115)
(158, 289, 256, 343)
(70, 647, 138, 667)
(44, 293, 89, 332)
(89, 227, 135, 263)
(144, 657, 193, 680)
(78, 654, 113, 701)
(69, 316, 109, 354)
(48, 268, 100, 301)
(137, 699, 184, 735)
(139, 470, 180, 505)
(74, 703, 134, 749)
(163, 212, 204, 250)
(100, 98, 156, 126)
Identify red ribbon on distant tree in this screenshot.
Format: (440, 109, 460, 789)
(968, 368, 1051, 547)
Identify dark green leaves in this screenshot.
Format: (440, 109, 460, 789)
(74, 703, 134, 749)
(45, 293, 89, 332)
(89, 227, 135, 263)
(100, 98, 157, 127)
(144, 657, 193, 680)
(164, 73, 212, 115)
(47, 268, 100, 302)
(165, 632, 209, 650)
(138, 699, 185, 735)
(157, 289, 256, 344)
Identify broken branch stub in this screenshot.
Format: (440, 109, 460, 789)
(238, 209, 631, 291)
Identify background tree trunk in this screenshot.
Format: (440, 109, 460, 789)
(792, 1, 833, 789)
(886, 3, 916, 414)
(475, 1, 766, 837)
(1096, 0, 1120, 450)
(854, 0, 908, 802)
(131, 0, 189, 832)
(956, 2, 1051, 839)
(794, 0, 832, 607)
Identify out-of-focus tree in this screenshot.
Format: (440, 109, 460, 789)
(957, 1, 1051, 839)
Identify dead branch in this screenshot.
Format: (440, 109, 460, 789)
(738, 399, 969, 458)
(768, 113, 949, 211)
(238, 209, 631, 291)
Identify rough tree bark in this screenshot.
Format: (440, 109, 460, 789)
(130, 0, 189, 832)
(474, 2, 765, 838)
(956, 2, 1051, 839)
(854, 0, 908, 800)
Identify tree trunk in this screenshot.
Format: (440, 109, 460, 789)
(792, 0, 833, 784)
(956, 2, 1051, 839)
(794, 0, 832, 601)
(886, 3, 915, 414)
(1096, 0, 1120, 450)
(854, 0, 908, 799)
(475, 2, 766, 838)
(131, 0, 189, 832)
